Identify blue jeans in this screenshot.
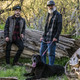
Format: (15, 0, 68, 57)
(40, 41, 56, 65)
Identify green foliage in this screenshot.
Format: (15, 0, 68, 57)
(0, 24, 5, 30)
(46, 56, 69, 66)
(54, 57, 69, 66)
(0, 0, 80, 34)
(72, 35, 80, 40)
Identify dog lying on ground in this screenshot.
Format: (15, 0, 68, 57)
(24, 54, 65, 80)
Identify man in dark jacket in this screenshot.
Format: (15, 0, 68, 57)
(4, 5, 26, 65)
(40, 0, 62, 65)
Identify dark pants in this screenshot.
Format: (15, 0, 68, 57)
(5, 39, 24, 64)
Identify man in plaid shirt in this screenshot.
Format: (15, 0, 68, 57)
(4, 5, 26, 66)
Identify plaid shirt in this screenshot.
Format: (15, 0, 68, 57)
(12, 17, 20, 41)
(43, 10, 62, 42)
(45, 15, 56, 41)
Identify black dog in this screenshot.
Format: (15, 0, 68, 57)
(24, 55, 65, 80)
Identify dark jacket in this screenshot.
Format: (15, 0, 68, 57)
(43, 10, 62, 42)
(4, 15, 26, 41)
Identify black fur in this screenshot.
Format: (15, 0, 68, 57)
(24, 55, 65, 80)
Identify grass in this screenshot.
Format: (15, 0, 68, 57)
(0, 24, 5, 30)
(48, 75, 68, 80)
(0, 57, 69, 80)
(0, 58, 31, 80)
(54, 57, 69, 66)
(46, 56, 69, 66)
(0, 66, 26, 80)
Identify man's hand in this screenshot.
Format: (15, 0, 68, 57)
(5, 37, 9, 42)
(53, 38, 57, 42)
(40, 37, 43, 42)
(21, 34, 24, 38)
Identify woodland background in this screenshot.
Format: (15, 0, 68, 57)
(0, 0, 80, 37)
(0, 0, 80, 80)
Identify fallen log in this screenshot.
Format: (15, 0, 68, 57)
(0, 29, 80, 58)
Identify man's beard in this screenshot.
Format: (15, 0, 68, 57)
(48, 7, 56, 14)
(15, 13, 20, 17)
(48, 9, 54, 14)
